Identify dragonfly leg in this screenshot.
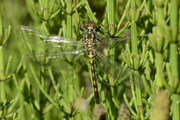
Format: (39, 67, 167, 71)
(77, 32, 86, 37)
(104, 32, 110, 40)
(96, 23, 101, 31)
(95, 33, 104, 42)
(77, 20, 85, 37)
(77, 20, 84, 31)
(95, 22, 110, 42)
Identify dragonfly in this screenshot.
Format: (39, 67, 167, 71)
(17, 21, 148, 104)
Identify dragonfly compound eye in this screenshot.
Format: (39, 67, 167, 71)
(90, 23, 96, 28)
(83, 21, 96, 28)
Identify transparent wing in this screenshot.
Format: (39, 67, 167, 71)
(96, 34, 149, 49)
(16, 26, 149, 52)
(22, 51, 87, 71)
(95, 52, 143, 88)
(17, 26, 88, 71)
(16, 26, 84, 53)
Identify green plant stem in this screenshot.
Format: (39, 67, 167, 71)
(170, 0, 178, 37)
(172, 94, 179, 120)
(155, 1, 164, 87)
(84, 0, 98, 23)
(0, 6, 5, 102)
(67, 1, 72, 38)
(117, 0, 130, 30)
(0, 47, 5, 101)
(38, 1, 51, 119)
(107, 0, 116, 35)
(169, 0, 179, 88)
(42, 0, 49, 20)
(39, 69, 46, 120)
(30, 67, 58, 108)
(66, 1, 74, 116)
(131, 22, 138, 54)
(130, 0, 138, 55)
(130, 1, 143, 118)
(25, 0, 40, 24)
(155, 52, 164, 87)
(170, 44, 179, 87)
(107, 0, 117, 119)
(169, 0, 179, 119)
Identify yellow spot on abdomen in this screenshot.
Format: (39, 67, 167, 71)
(93, 80, 96, 85)
(94, 88, 97, 92)
(92, 72, 95, 77)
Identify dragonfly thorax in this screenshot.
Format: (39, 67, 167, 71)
(84, 31, 96, 40)
(83, 38, 96, 53)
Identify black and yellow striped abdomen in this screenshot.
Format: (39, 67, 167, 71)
(88, 52, 100, 104)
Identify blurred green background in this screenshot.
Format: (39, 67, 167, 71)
(0, 0, 179, 120)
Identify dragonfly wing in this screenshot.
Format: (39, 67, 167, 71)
(95, 52, 143, 88)
(96, 34, 149, 50)
(22, 50, 87, 71)
(16, 26, 84, 52)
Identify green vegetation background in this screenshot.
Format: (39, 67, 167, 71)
(0, 0, 179, 120)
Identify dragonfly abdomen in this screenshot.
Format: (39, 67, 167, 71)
(88, 52, 100, 104)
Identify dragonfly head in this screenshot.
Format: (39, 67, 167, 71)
(83, 21, 96, 28)
(83, 21, 96, 32)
